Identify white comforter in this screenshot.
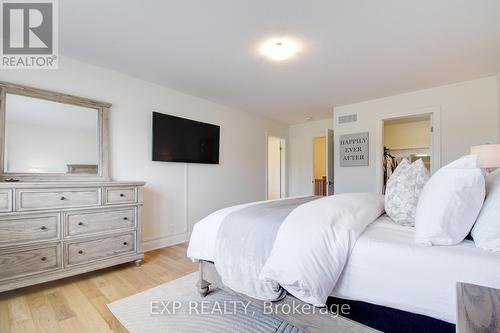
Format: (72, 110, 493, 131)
(188, 193, 385, 306)
(334, 215, 500, 323)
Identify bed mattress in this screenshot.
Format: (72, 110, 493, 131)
(332, 215, 500, 324)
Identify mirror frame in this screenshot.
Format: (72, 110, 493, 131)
(0, 81, 111, 182)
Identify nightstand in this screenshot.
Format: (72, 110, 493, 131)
(457, 282, 500, 333)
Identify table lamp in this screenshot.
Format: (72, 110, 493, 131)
(470, 144, 500, 172)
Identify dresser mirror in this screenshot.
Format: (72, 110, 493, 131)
(0, 82, 111, 182)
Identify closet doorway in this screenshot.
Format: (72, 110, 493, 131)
(380, 110, 439, 193)
(267, 136, 286, 200)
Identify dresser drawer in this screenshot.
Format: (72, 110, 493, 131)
(17, 188, 101, 211)
(104, 187, 137, 205)
(66, 233, 135, 266)
(0, 189, 13, 212)
(0, 245, 61, 281)
(65, 208, 136, 237)
(0, 214, 60, 247)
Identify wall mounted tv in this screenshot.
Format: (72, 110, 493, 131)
(152, 112, 220, 164)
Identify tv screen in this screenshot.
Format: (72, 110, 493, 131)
(152, 112, 220, 164)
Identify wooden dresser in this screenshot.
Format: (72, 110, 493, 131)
(0, 181, 144, 292)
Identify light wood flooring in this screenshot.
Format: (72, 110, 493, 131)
(0, 243, 197, 333)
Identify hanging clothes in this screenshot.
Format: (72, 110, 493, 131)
(383, 147, 398, 194)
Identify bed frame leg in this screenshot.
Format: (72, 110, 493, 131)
(198, 279, 210, 297)
(197, 261, 211, 297)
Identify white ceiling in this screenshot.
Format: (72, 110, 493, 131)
(60, 0, 500, 124)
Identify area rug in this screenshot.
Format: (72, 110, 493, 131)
(108, 273, 303, 333)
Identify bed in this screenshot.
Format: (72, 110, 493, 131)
(333, 215, 500, 325)
(188, 195, 500, 332)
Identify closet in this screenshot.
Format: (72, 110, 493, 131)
(383, 116, 431, 191)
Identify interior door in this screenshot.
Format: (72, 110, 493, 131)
(326, 129, 334, 195)
(267, 137, 281, 200)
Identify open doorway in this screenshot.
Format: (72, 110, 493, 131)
(313, 136, 327, 195)
(376, 107, 441, 193)
(382, 115, 432, 193)
(312, 129, 334, 196)
(267, 136, 286, 200)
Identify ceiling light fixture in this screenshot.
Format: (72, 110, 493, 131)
(259, 37, 300, 61)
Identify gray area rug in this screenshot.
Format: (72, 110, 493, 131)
(108, 273, 304, 333)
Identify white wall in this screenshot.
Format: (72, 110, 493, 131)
(288, 118, 333, 196)
(0, 57, 288, 250)
(384, 119, 430, 150)
(334, 76, 498, 194)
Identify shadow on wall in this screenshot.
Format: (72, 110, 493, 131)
(141, 186, 189, 251)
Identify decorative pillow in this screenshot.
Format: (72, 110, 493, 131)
(385, 158, 430, 226)
(415, 155, 485, 246)
(472, 168, 500, 251)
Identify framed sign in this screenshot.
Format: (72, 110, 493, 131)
(339, 132, 369, 167)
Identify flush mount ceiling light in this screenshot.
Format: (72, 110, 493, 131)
(259, 37, 301, 61)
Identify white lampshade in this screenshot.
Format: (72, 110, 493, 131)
(470, 144, 500, 168)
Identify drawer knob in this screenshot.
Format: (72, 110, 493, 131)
(120, 193, 125, 197)
(40, 226, 48, 231)
(78, 222, 84, 226)
(78, 250, 84, 254)
(41, 257, 47, 261)
(60, 196, 66, 200)
(123, 242, 128, 245)
(123, 217, 128, 220)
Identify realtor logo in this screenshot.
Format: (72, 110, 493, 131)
(1, 0, 58, 69)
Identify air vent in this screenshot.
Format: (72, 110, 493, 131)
(338, 114, 357, 124)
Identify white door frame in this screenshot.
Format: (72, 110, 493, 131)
(265, 134, 286, 199)
(326, 129, 334, 195)
(375, 106, 441, 194)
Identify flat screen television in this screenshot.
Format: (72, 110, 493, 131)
(152, 112, 220, 164)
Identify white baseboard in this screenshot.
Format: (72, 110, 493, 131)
(143, 233, 189, 252)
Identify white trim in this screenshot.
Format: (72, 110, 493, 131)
(264, 132, 269, 199)
(279, 138, 286, 197)
(143, 232, 189, 252)
(310, 136, 317, 195)
(326, 129, 335, 195)
(375, 106, 441, 193)
(185, 162, 191, 235)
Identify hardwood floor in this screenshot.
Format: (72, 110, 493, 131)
(0, 243, 197, 333)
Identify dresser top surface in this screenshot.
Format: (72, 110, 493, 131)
(0, 181, 145, 188)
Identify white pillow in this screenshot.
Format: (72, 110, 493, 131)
(472, 168, 500, 251)
(415, 155, 485, 246)
(385, 158, 429, 226)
